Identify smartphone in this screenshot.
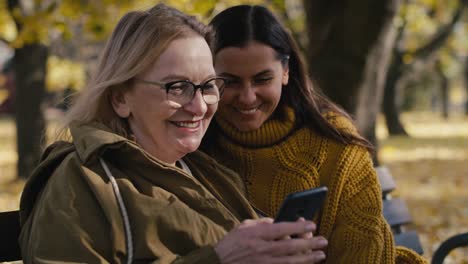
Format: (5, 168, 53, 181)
(274, 186, 328, 223)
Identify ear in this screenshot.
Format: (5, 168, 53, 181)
(281, 65, 289, 86)
(110, 89, 131, 118)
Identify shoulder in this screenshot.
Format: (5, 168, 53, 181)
(21, 141, 109, 222)
(323, 111, 359, 136)
(36, 151, 103, 210)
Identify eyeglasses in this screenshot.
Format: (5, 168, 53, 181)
(134, 77, 226, 106)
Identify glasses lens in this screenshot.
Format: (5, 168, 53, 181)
(166, 81, 194, 105)
(202, 78, 225, 105)
(165, 78, 225, 105)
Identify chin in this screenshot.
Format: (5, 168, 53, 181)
(176, 140, 201, 154)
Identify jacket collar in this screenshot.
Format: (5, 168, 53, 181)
(70, 121, 136, 164)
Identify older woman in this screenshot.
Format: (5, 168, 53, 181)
(18, 4, 327, 264)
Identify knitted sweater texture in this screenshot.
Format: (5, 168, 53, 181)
(203, 107, 427, 263)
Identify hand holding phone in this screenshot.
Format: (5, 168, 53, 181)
(274, 186, 328, 223)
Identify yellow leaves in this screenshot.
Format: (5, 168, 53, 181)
(162, 0, 216, 21)
(46, 56, 86, 92)
(377, 112, 468, 262)
(0, 0, 141, 48)
(83, 16, 114, 41)
(0, 0, 290, 48)
(0, 3, 17, 42)
(163, 0, 269, 21)
(403, 53, 414, 64)
(386, 159, 468, 262)
(378, 112, 468, 162)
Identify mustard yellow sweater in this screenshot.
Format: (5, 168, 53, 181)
(203, 107, 427, 264)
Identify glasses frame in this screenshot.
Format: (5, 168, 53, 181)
(134, 77, 226, 105)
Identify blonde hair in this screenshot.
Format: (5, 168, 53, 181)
(57, 4, 213, 140)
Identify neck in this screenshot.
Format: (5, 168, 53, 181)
(130, 129, 182, 166)
(215, 106, 296, 147)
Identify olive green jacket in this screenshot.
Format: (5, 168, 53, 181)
(19, 122, 257, 263)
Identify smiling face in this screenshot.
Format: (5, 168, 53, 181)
(214, 41, 289, 132)
(112, 36, 217, 164)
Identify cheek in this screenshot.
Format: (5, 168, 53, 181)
(217, 100, 231, 115)
(204, 105, 218, 121)
(270, 81, 283, 104)
(219, 89, 237, 107)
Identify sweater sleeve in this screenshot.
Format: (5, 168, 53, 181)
(323, 148, 428, 264)
(396, 246, 428, 264)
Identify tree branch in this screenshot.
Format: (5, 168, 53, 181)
(411, 1, 466, 61)
(393, 0, 410, 56)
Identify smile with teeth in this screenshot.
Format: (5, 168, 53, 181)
(236, 107, 259, 114)
(172, 120, 201, 128)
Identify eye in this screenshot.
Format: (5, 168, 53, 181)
(253, 77, 273, 85)
(203, 82, 215, 90)
(167, 81, 192, 96)
(224, 78, 240, 88)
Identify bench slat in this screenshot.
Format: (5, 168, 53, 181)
(394, 230, 424, 255)
(376, 166, 397, 196)
(383, 198, 412, 227)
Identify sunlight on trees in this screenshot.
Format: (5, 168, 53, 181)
(46, 56, 85, 92)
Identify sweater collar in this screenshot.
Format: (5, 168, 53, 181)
(215, 107, 296, 148)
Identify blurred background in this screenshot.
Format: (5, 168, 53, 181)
(0, 0, 467, 262)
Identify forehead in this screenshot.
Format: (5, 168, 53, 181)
(142, 36, 214, 80)
(214, 42, 280, 76)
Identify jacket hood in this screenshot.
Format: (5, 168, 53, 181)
(19, 122, 132, 226)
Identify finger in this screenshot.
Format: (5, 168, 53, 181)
(267, 237, 327, 257)
(310, 236, 328, 250)
(270, 250, 326, 264)
(297, 231, 313, 239)
(239, 218, 274, 228)
(259, 221, 316, 240)
(258, 217, 274, 224)
(295, 217, 315, 239)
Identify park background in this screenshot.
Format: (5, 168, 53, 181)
(0, 0, 467, 263)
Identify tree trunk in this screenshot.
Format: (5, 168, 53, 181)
(465, 57, 468, 115)
(382, 56, 409, 135)
(14, 44, 48, 178)
(435, 60, 449, 119)
(354, 10, 399, 166)
(303, 0, 400, 163)
(382, 1, 466, 132)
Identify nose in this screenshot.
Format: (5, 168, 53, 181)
(237, 83, 256, 105)
(183, 89, 207, 116)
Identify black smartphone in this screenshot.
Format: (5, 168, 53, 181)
(274, 186, 328, 223)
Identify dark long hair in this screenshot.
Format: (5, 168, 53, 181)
(206, 5, 372, 151)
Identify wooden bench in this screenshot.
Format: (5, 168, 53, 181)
(431, 232, 468, 264)
(375, 167, 468, 261)
(0, 210, 21, 262)
(376, 166, 424, 254)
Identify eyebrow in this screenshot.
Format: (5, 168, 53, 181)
(253, 70, 274, 78)
(160, 74, 217, 82)
(219, 69, 274, 79)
